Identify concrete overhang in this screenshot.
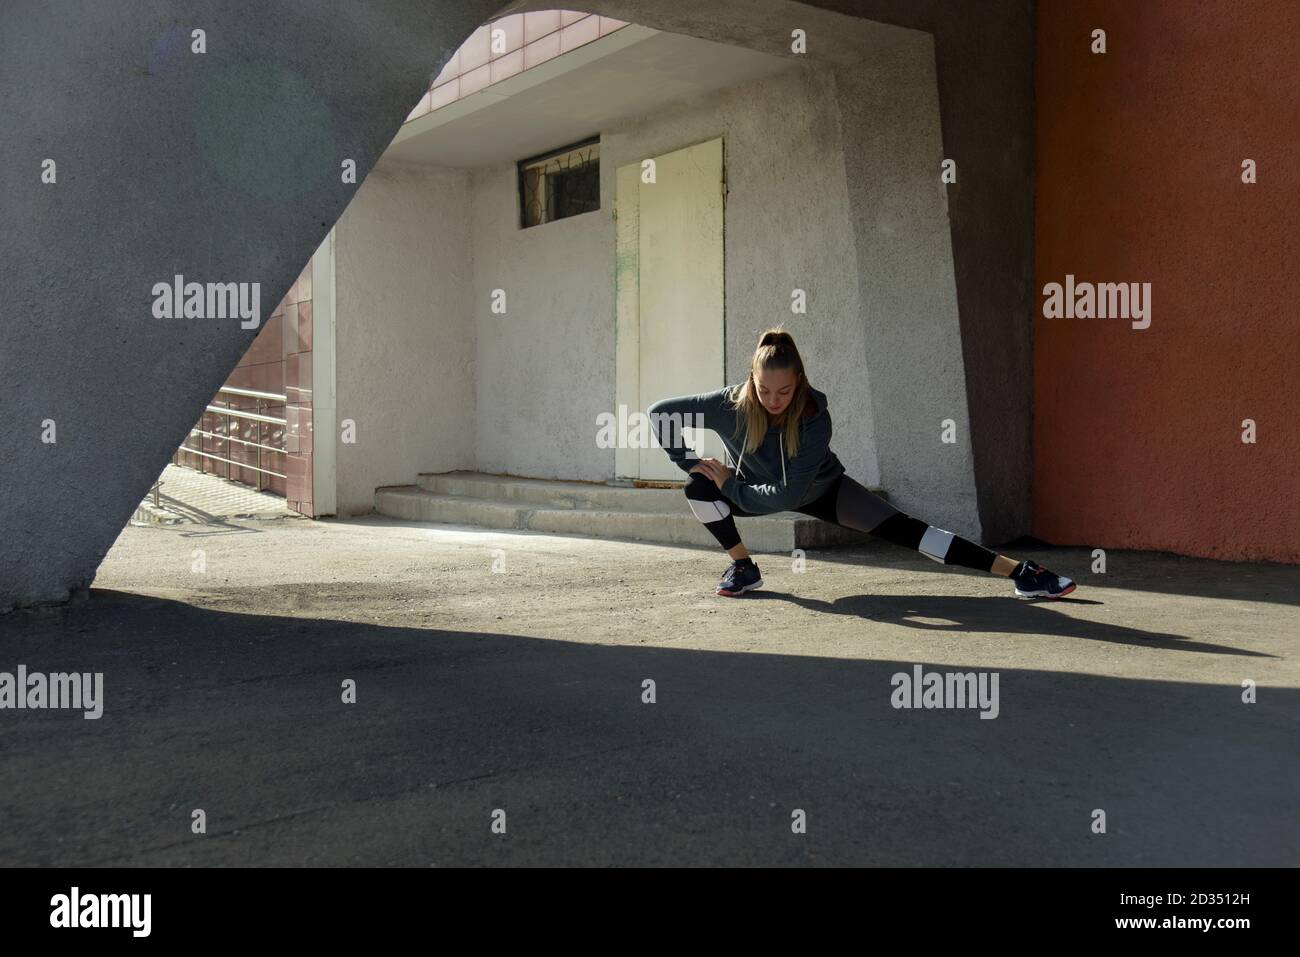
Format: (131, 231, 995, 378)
(383, 24, 802, 168)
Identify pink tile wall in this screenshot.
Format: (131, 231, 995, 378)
(405, 11, 628, 122)
(179, 261, 313, 516)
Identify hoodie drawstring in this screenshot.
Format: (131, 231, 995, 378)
(734, 421, 787, 486)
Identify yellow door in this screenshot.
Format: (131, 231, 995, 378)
(615, 137, 725, 482)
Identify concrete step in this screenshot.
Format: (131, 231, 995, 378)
(378, 472, 883, 553)
(415, 470, 684, 512)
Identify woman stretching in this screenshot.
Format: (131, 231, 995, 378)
(647, 328, 1076, 599)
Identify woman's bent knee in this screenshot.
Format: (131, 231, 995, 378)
(684, 472, 721, 501)
(684, 473, 733, 524)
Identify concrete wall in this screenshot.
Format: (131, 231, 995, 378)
(468, 164, 614, 482)
(831, 40, 979, 537)
(783, 0, 1037, 544)
(1034, 0, 1300, 562)
(537, 0, 1037, 544)
(465, 62, 882, 488)
(333, 160, 476, 515)
(615, 63, 883, 488)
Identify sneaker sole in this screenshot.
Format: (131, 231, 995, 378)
(1015, 581, 1076, 599)
(716, 578, 764, 597)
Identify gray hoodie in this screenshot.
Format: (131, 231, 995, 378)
(646, 384, 845, 515)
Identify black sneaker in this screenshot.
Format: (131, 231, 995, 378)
(1012, 560, 1076, 599)
(716, 560, 763, 597)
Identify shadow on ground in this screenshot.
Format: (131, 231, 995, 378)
(792, 541, 1300, 607)
(754, 591, 1274, 657)
(0, 589, 1295, 866)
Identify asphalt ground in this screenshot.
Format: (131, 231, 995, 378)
(1, 516, 1296, 866)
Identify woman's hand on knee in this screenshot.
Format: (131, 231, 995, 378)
(692, 458, 733, 490)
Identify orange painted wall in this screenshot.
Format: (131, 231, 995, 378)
(1034, 0, 1300, 563)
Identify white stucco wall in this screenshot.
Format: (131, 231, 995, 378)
(468, 63, 881, 486)
(468, 166, 615, 482)
(332, 161, 476, 515)
(329, 60, 950, 511)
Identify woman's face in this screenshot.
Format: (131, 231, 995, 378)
(753, 367, 799, 417)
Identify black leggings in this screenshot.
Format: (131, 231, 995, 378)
(683, 471, 999, 572)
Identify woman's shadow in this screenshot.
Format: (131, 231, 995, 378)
(748, 590, 1271, 657)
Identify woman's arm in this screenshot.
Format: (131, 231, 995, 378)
(646, 386, 734, 475)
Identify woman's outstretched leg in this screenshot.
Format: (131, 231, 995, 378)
(683, 472, 764, 596)
(823, 474, 1076, 598)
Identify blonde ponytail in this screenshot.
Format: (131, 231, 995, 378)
(727, 326, 810, 458)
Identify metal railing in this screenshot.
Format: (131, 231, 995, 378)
(174, 386, 287, 491)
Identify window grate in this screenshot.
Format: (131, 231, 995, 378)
(519, 138, 600, 228)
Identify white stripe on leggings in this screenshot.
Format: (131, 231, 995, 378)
(687, 498, 731, 523)
(918, 526, 954, 564)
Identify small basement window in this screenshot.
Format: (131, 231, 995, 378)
(518, 137, 600, 228)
